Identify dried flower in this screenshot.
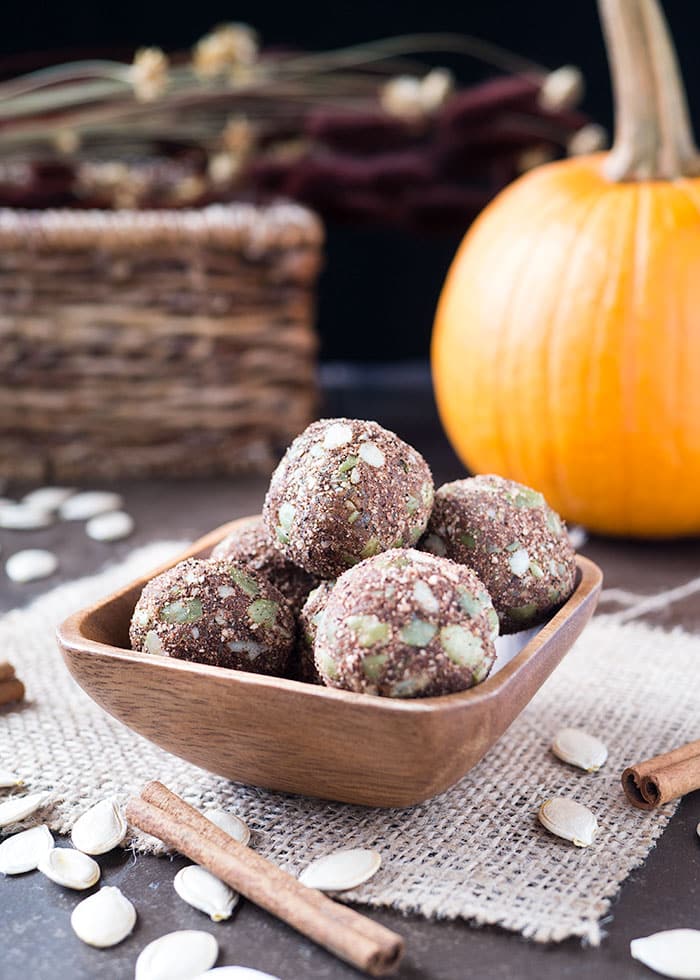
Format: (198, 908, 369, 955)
(171, 175, 207, 204)
(130, 48, 169, 102)
(381, 67, 454, 121)
(222, 116, 255, 159)
(567, 123, 607, 156)
(516, 146, 555, 173)
(193, 24, 258, 78)
(538, 65, 584, 112)
(208, 152, 240, 186)
(380, 76, 425, 121)
(53, 129, 80, 155)
(419, 68, 454, 113)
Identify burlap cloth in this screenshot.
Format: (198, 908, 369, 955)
(1, 543, 699, 946)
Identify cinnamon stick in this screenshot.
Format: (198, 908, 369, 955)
(0, 662, 24, 706)
(622, 738, 700, 809)
(126, 781, 404, 977)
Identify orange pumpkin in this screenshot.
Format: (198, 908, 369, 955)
(432, 0, 700, 537)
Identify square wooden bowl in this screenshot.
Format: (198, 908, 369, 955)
(57, 518, 603, 808)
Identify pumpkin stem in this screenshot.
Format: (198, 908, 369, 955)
(599, 0, 700, 181)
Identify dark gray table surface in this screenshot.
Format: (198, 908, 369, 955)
(1, 408, 699, 980)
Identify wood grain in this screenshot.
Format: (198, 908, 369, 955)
(56, 518, 603, 807)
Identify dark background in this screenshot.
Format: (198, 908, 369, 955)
(2, 1, 699, 361)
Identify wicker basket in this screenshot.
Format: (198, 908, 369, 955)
(0, 202, 323, 480)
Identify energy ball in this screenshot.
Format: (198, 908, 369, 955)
(422, 475, 576, 634)
(211, 516, 319, 609)
(315, 549, 498, 698)
(130, 557, 295, 675)
(295, 580, 336, 685)
(263, 418, 434, 578)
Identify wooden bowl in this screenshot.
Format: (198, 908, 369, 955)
(57, 519, 603, 808)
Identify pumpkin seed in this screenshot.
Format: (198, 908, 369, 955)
(135, 930, 219, 980)
(538, 797, 598, 847)
(71, 886, 136, 948)
(59, 491, 123, 521)
(38, 847, 101, 889)
(298, 848, 381, 892)
(205, 809, 251, 846)
(0, 505, 53, 530)
(0, 791, 47, 827)
(413, 580, 439, 614)
(71, 798, 127, 855)
(630, 929, 700, 979)
(0, 825, 53, 874)
(346, 615, 390, 648)
(552, 728, 608, 772)
(358, 442, 385, 467)
(22, 487, 75, 511)
(85, 510, 134, 542)
(192, 970, 281, 979)
(0, 769, 24, 789)
(322, 422, 352, 449)
(6, 549, 58, 583)
(174, 865, 239, 921)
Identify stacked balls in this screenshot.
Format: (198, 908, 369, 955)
(130, 417, 578, 698)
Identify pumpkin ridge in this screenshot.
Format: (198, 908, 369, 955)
(544, 187, 627, 515)
(494, 192, 589, 483)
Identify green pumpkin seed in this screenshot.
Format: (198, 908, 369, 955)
(362, 653, 388, 681)
(230, 567, 259, 598)
(399, 618, 437, 647)
(160, 598, 203, 624)
(248, 599, 279, 628)
(346, 614, 390, 648)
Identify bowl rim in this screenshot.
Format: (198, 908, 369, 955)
(57, 517, 603, 718)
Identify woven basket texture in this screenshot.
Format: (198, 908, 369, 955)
(0, 202, 323, 479)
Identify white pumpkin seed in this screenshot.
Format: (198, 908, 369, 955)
(193, 970, 281, 979)
(71, 886, 136, 948)
(567, 525, 588, 549)
(205, 809, 251, 846)
(174, 865, 238, 921)
(22, 487, 75, 511)
(298, 848, 381, 892)
(630, 929, 700, 979)
(71, 798, 127, 855)
(551, 728, 608, 772)
(59, 491, 123, 521)
(538, 798, 599, 847)
(0, 769, 24, 789)
(6, 549, 58, 583)
(86, 510, 134, 542)
(135, 930, 219, 980)
(38, 847, 101, 889)
(0, 791, 47, 827)
(0, 825, 54, 874)
(0, 504, 53, 530)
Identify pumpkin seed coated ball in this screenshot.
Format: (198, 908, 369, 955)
(211, 515, 319, 609)
(295, 579, 336, 684)
(314, 549, 498, 698)
(130, 557, 295, 675)
(422, 475, 576, 634)
(263, 418, 435, 578)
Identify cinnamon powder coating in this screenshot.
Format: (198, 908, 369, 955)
(262, 418, 434, 578)
(314, 549, 498, 698)
(211, 515, 319, 609)
(294, 579, 336, 685)
(129, 557, 295, 675)
(422, 475, 576, 634)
